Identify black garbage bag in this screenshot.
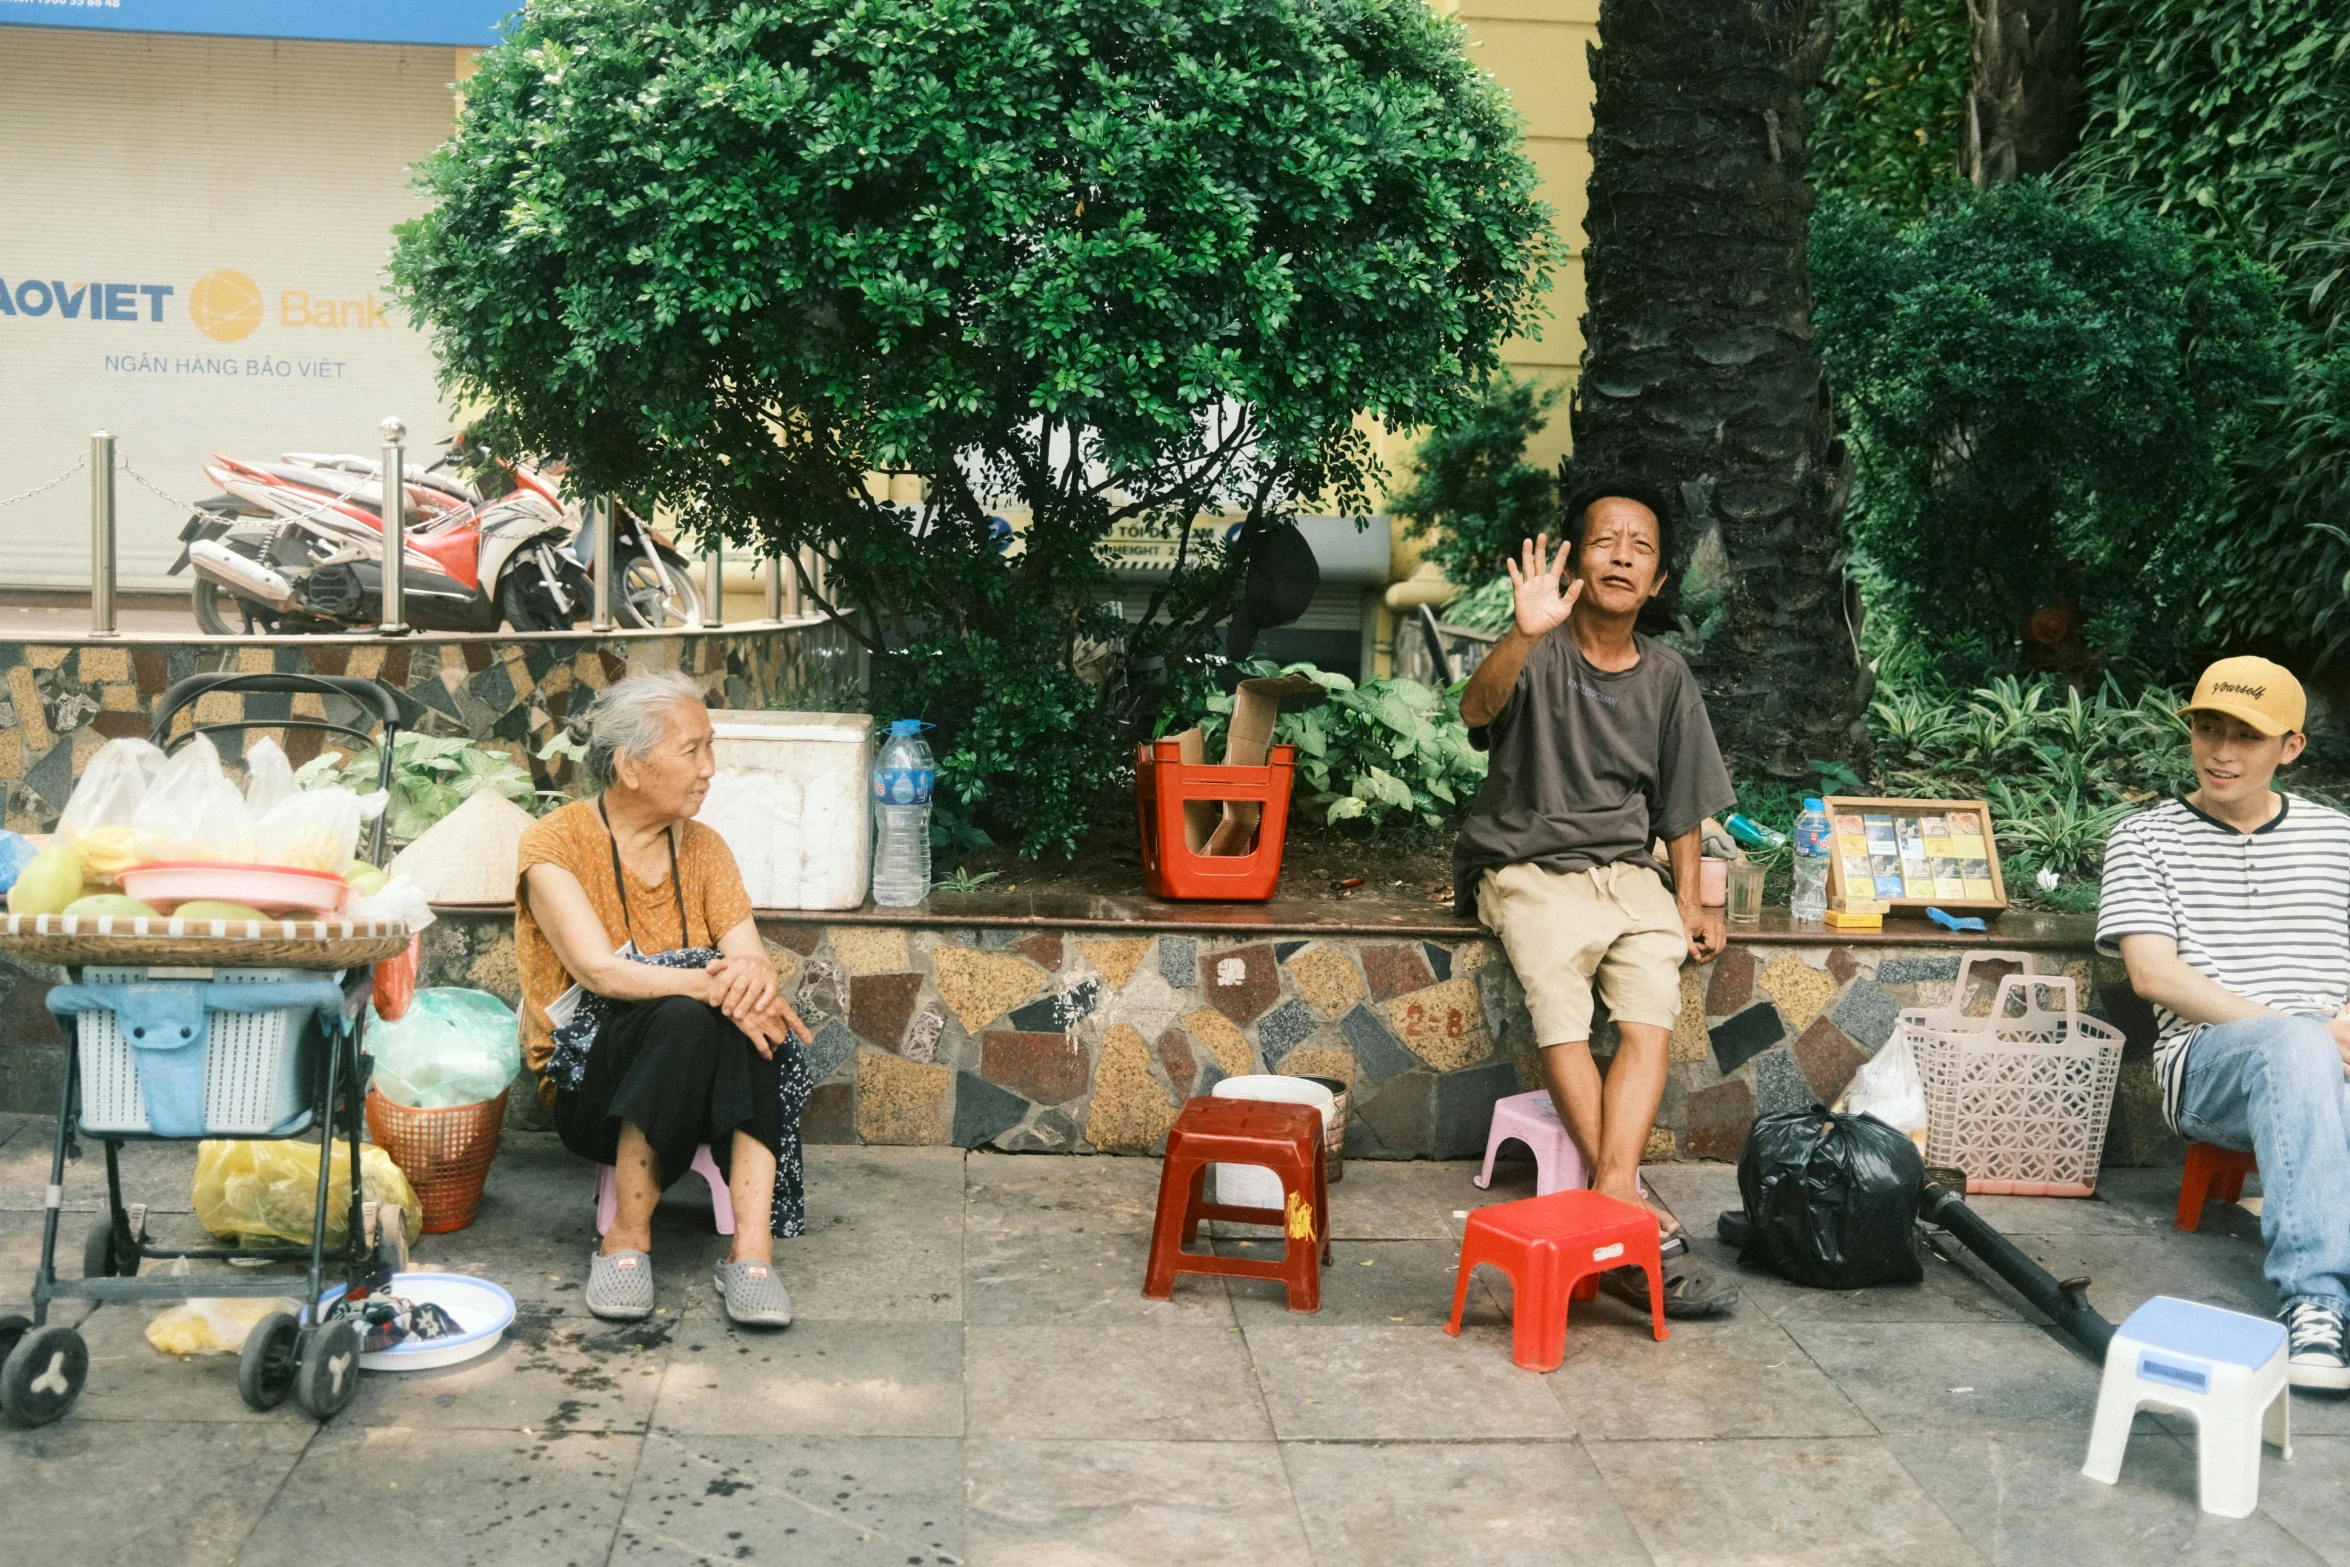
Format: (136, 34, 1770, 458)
(1736, 1106, 1925, 1289)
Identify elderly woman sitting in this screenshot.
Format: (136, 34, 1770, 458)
(515, 671, 813, 1327)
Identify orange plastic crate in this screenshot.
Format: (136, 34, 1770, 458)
(1134, 740, 1297, 901)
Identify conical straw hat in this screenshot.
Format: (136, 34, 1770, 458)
(385, 789, 538, 903)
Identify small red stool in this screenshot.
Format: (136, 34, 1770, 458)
(2175, 1142, 2259, 1232)
(1446, 1190, 1669, 1371)
(1144, 1097, 1330, 1311)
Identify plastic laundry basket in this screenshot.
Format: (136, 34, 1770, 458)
(1904, 955, 2123, 1197)
(365, 1087, 509, 1233)
(75, 965, 317, 1136)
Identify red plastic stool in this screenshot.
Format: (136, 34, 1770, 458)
(2176, 1142, 2258, 1232)
(1144, 1097, 1330, 1311)
(1134, 738, 1298, 901)
(1446, 1190, 1669, 1371)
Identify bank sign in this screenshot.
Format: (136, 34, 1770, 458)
(0, 1, 512, 47)
(2, 266, 396, 380)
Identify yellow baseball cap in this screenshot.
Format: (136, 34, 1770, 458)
(2181, 656, 2305, 736)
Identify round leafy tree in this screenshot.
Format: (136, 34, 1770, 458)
(392, 0, 1555, 854)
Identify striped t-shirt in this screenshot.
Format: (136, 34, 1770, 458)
(2096, 793, 2350, 1127)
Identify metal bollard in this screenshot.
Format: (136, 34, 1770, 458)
(378, 417, 410, 635)
(589, 496, 616, 632)
(765, 555, 785, 621)
(704, 540, 724, 629)
(89, 432, 118, 638)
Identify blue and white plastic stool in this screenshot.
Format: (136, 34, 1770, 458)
(2083, 1296, 2290, 1518)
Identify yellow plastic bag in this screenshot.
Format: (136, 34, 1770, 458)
(145, 1295, 296, 1356)
(192, 1137, 422, 1249)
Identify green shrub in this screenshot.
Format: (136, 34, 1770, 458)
(1188, 661, 1487, 835)
(1804, 0, 1969, 222)
(1389, 371, 1562, 587)
(295, 735, 543, 843)
(1814, 181, 2287, 684)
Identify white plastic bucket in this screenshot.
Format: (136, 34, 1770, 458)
(1210, 1074, 1335, 1212)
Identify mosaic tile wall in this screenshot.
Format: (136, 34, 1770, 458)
(394, 916, 2137, 1165)
(0, 622, 863, 831)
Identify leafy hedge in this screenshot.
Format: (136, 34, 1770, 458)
(1804, 0, 1968, 222)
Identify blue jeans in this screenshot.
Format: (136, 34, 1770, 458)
(2175, 1014, 2350, 1312)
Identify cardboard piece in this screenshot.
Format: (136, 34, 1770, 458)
(1171, 675, 1322, 857)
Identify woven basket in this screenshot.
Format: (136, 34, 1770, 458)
(1905, 959, 2123, 1197)
(0, 913, 409, 969)
(365, 1086, 509, 1233)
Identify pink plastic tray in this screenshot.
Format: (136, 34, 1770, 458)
(117, 861, 350, 915)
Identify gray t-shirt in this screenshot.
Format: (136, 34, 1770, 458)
(1452, 629, 1737, 916)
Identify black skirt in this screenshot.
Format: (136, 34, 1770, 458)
(551, 994, 805, 1232)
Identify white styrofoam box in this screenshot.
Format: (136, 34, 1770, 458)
(698, 711, 874, 910)
(76, 966, 320, 1136)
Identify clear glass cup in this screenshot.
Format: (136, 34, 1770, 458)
(1726, 860, 1766, 925)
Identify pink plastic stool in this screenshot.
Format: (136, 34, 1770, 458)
(1474, 1091, 1590, 1197)
(594, 1143, 735, 1237)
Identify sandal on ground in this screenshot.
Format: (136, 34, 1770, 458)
(1598, 1232, 1740, 1319)
(713, 1258, 794, 1328)
(586, 1249, 655, 1321)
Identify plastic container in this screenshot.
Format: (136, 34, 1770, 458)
(365, 1087, 510, 1233)
(311, 1272, 518, 1371)
(1134, 738, 1298, 902)
(871, 720, 935, 908)
(1291, 1073, 1349, 1182)
(1903, 954, 2125, 1196)
(694, 711, 873, 909)
(1791, 797, 1831, 922)
(75, 965, 316, 1136)
(117, 861, 349, 915)
(1210, 1074, 1336, 1209)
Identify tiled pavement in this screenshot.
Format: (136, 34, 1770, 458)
(2, 1109, 2337, 1566)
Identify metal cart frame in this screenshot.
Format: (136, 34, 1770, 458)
(0, 673, 408, 1427)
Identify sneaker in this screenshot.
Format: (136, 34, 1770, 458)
(585, 1249, 655, 1321)
(714, 1258, 794, 1328)
(2282, 1300, 2350, 1390)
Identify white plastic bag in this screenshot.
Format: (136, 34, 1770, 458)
(146, 1295, 297, 1356)
(132, 736, 258, 864)
(243, 736, 295, 815)
(368, 987, 521, 1108)
(57, 737, 165, 879)
(347, 872, 437, 935)
(1842, 1035, 1929, 1137)
(255, 787, 364, 872)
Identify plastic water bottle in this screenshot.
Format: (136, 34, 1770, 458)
(870, 719, 935, 907)
(1791, 796, 1831, 922)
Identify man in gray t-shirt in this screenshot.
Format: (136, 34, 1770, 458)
(1452, 478, 1738, 1316)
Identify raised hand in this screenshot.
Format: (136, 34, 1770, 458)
(1507, 532, 1581, 639)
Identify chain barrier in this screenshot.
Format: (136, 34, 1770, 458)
(0, 454, 87, 512)
(118, 456, 196, 515)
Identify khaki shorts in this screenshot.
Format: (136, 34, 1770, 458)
(1477, 861, 1688, 1047)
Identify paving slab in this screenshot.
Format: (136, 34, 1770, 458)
(780, 1145, 965, 1322)
(1887, 1432, 2320, 1566)
(1243, 1321, 1575, 1440)
(654, 1318, 964, 1437)
(0, 1130, 201, 1213)
(1587, 1436, 1983, 1566)
(342, 1303, 672, 1433)
(0, 1416, 313, 1565)
(1786, 1320, 2105, 1435)
(966, 1320, 1270, 1440)
(613, 1432, 964, 1567)
(965, 1439, 1313, 1567)
(1323, 1157, 1492, 1240)
(50, 1300, 317, 1426)
(2244, 1435, 2350, 1563)
(1546, 1307, 1879, 1441)
(233, 1424, 641, 1567)
(1217, 1237, 1506, 1328)
(1735, 1236, 2030, 1326)
(2013, 1230, 2276, 1323)
(964, 1178, 1232, 1324)
(1282, 1438, 1652, 1567)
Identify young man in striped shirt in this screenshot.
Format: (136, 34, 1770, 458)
(2099, 656, 2350, 1387)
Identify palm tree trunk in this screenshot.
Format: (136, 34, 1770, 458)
(1960, 0, 2081, 187)
(1574, 0, 1865, 776)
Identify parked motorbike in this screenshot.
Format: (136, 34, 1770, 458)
(170, 450, 703, 635)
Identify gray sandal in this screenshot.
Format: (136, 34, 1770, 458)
(1599, 1232, 1740, 1319)
(586, 1249, 655, 1321)
(713, 1258, 793, 1328)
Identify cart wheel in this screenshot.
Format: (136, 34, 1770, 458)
(292, 1320, 363, 1421)
(0, 1315, 29, 1362)
(237, 1311, 301, 1412)
(1, 1324, 88, 1427)
(81, 1218, 138, 1280)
